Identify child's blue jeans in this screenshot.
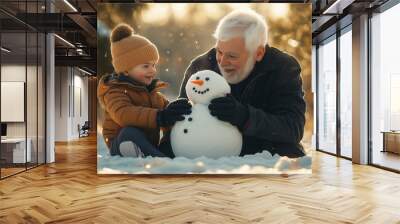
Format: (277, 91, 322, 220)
(110, 126, 167, 157)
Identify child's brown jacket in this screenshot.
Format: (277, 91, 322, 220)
(98, 74, 169, 148)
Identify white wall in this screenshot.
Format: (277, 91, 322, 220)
(1, 65, 34, 137)
(54, 67, 89, 141)
(1, 65, 26, 140)
(55, 67, 69, 141)
(1, 64, 46, 164)
(1, 64, 26, 81)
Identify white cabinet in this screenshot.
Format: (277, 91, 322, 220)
(1, 138, 32, 163)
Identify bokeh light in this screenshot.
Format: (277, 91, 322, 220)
(97, 3, 312, 147)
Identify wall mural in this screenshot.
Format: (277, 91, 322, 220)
(97, 3, 312, 174)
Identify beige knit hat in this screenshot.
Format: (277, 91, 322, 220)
(110, 24, 159, 74)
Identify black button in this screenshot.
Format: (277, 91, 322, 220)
(188, 117, 193, 121)
(183, 129, 188, 133)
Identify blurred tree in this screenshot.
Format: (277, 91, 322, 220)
(97, 3, 313, 146)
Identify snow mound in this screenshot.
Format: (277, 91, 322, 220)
(97, 136, 311, 174)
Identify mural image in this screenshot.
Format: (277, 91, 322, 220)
(97, 3, 312, 174)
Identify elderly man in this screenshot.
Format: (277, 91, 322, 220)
(177, 9, 306, 158)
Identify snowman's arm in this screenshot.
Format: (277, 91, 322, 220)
(178, 68, 191, 99)
(103, 88, 159, 129)
(160, 126, 171, 133)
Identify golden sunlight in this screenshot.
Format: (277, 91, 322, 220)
(171, 3, 189, 22)
(268, 4, 289, 19)
(141, 4, 169, 25)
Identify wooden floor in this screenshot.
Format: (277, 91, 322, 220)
(1, 167, 26, 178)
(372, 150, 400, 171)
(1, 136, 400, 223)
(1, 163, 45, 178)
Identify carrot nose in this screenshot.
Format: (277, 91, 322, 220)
(191, 79, 204, 86)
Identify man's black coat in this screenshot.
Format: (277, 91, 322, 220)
(177, 45, 306, 158)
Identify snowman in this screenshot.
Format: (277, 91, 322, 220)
(171, 70, 242, 159)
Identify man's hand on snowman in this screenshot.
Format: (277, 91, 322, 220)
(156, 98, 192, 127)
(208, 94, 249, 130)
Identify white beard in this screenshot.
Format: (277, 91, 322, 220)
(218, 56, 255, 84)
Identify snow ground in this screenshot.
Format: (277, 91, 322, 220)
(97, 135, 312, 175)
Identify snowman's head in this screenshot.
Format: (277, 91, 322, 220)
(185, 70, 231, 104)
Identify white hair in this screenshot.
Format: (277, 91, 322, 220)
(213, 9, 268, 53)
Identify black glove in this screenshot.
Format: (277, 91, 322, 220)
(157, 98, 192, 127)
(208, 94, 249, 130)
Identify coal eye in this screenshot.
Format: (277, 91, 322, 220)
(196, 77, 200, 80)
(205, 77, 210, 81)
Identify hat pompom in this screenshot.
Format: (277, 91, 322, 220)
(111, 24, 134, 43)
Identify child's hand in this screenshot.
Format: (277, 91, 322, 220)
(156, 99, 192, 127)
(167, 98, 192, 112)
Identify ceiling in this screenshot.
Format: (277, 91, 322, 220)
(311, 0, 389, 43)
(0, 0, 394, 74)
(0, 0, 97, 74)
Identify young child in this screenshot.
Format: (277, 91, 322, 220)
(98, 24, 191, 157)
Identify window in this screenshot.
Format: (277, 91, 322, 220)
(370, 2, 400, 171)
(0, 1, 47, 179)
(317, 35, 337, 154)
(339, 27, 352, 158)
